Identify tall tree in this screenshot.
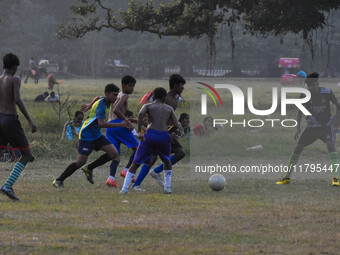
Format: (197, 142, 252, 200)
(57, 0, 340, 40)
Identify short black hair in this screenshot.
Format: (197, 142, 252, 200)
(305, 72, 319, 86)
(169, 74, 186, 89)
(153, 87, 167, 101)
(75, 111, 83, 117)
(122, 75, 136, 85)
(43, 91, 49, 97)
(105, 83, 119, 93)
(3, 53, 20, 69)
(179, 113, 189, 123)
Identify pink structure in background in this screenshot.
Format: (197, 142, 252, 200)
(278, 58, 300, 84)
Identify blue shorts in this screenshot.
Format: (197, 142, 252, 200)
(133, 129, 171, 164)
(78, 135, 111, 156)
(106, 119, 139, 154)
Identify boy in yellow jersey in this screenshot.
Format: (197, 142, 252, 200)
(52, 84, 129, 187)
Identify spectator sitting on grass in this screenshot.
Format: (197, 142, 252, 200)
(34, 91, 49, 102)
(193, 116, 217, 137)
(45, 91, 59, 102)
(61, 111, 84, 141)
(178, 112, 190, 137)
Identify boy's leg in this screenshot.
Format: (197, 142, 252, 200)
(326, 140, 339, 186)
(154, 154, 181, 173)
(120, 163, 140, 194)
(102, 143, 120, 177)
(153, 136, 185, 174)
(1, 148, 34, 200)
(55, 154, 87, 184)
(81, 137, 119, 184)
(277, 128, 316, 184)
(276, 144, 304, 184)
(326, 141, 338, 177)
(163, 160, 172, 194)
(123, 149, 136, 173)
(133, 155, 158, 188)
(153, 134, 185, 174)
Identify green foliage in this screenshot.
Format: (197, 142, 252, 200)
(58, 0, 340, 40)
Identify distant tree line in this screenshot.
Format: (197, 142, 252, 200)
(1, 0, 340, 78)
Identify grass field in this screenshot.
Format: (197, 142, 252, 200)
(0, 77, 339, 254)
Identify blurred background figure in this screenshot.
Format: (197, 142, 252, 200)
(34, 91, 49, 102)
(45, 91, 60, 102)
(47, 73, 63, 90)
(193, 116, 217, 137)
(61, 111, 84, 140)
(178, 112, 190, 136)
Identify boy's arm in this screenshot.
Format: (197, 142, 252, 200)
(330, 91, 340, 110)
(137, 105, 148, 134)
(13, 77, 37, 133)
(81, 96, 100, 112)
(113, 94, 134, 129)
(128, 118, 138, 124)
(97, 118, 130, 129)
(113, 94, 129, 120)
(168, 108, 179, 133)
(61, 121, 69, 140)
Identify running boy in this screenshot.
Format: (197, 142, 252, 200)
(276, 72, 340, 186)
(52, 84, 129, 187)
(120, 87, 179, 194)
(0, 53, 37, 200)
(81, 75, 139, 188)
(133, 74, 186, 188)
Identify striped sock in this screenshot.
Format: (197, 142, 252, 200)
(329, 152, 339, 178)
(285, 153, 299, 179)
(4, 162, 25, 188)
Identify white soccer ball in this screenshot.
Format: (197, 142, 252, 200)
(209, 174, 226, 191)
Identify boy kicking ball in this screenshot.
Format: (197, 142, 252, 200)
(120, 87, 179, 194)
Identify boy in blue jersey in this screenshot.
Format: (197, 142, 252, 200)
(276, 72, 340, 186)
(52, 84, 129, 187)
(82, 75, 138, 188)
(120, 87, 179, 194)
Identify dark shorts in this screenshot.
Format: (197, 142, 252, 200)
(134, 129, 171, 164)
(171, 134, 183, 153)
(298, 126, 336, 146)
(0, 113, 29, 150)
(78, 135, 111, 156)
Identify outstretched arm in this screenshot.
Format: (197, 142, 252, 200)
(113, 94, 134, 130)
(168, 108, 179, 133)
(61, 121, 70, 140)
(97, 118, 130, 129)
(137, 105, 147, 134)
(81, 96, 100, 112)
